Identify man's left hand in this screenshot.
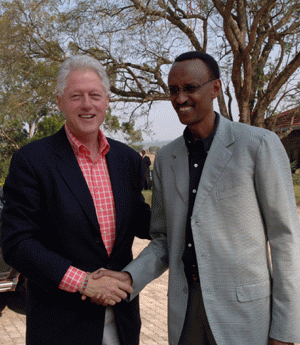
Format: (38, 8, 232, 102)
(269, 338, 294, 345)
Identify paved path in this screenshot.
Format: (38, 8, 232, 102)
(132, 239, 168, 345)
(0, 308, 25, 345)
(0, 236, 299, 344)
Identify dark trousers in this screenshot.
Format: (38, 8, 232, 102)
(178, 273, 217, 345)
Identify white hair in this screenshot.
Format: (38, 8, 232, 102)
(55, 55, 110, 96)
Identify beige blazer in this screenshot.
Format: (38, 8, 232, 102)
(125, 114, 300, 345)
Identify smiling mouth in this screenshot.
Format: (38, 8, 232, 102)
(177, 105, 194, 112)
(79, 114, 95, 118)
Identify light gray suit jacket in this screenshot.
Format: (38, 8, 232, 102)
(125, 114, 300, 345)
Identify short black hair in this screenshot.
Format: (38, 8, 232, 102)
(174, 51, 220, 79)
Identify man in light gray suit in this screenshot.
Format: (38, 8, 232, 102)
(93, 52, 300, 345)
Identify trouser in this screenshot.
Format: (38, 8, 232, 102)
(178, 271, 217, 345)
(102, 306, 120, 345)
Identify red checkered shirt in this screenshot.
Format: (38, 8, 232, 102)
(59, 124, 116, 292)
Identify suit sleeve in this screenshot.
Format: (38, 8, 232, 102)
(254, 131, 300, 341)
(124, 154, 169, 299)
(1, 150, 72, 291)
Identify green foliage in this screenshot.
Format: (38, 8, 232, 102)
(130, 144, 143, 152)
(142, 190, 152, 207)
(291, 160, 300, 186)
(122, 121, 143, 144)
(32, 114, 65, 141)
(293, 185, 300, 205)
(292, 172, 300, 186)
(148, 146, 160, 153)
(102, 108, 121, 132)
(0, 0, 299, 163)
(0, 0, 62, 172)
(291, 160, 297, 172)
(0, 177, 5, 187)
(0, 114, 65, 180)
(0, 158, 11, 183)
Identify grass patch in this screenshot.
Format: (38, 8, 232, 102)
(142, 190, 152, 206)
(294, 185, 300, 206)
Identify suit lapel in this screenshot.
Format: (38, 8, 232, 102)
(52, 128, 99, 233)
(192, 116, 235, 215)
(171, 138, 189, 206)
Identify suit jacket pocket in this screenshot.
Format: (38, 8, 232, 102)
(236, 279, 271, 303)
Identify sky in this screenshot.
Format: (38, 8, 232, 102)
(143, 101, 186, 142)
(141, 98, 240, 142)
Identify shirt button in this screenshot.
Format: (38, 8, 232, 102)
(193, 189, 197, 194)
(188, 243, 192, 248)
(194, 164, 198, 168)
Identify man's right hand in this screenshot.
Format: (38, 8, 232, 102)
(89, 269, 133, 306)
(79, 271, 133, 306)
(92, 268, 132, 285)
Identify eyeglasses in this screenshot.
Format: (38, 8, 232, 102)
(168, 79, 217, 96)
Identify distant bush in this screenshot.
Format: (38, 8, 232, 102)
(293, 173, 300, 185)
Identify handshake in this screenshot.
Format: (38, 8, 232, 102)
(78, 269, 133, 306)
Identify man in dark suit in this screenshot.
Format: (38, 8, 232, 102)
(0, 55, 150, 345)
(141, 150, 151, 190)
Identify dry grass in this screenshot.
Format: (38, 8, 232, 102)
(142, 190, 152, 206)
(294, 185, 300, 206)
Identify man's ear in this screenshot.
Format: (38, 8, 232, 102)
(105, 93, 110, 111)
(211, 79, 222, 100)
(56, 95, 63, 111)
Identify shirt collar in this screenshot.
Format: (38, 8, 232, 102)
(64, 123, 110, 157)
(183, 112, 219, 154)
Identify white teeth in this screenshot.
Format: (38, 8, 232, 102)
(80, 115, 94, 118)
(179, 107, 192, 111)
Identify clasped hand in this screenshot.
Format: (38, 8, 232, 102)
(78, 269, 133, 306)
(268, 339, 294, 345)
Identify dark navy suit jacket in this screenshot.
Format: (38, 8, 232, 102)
(1, 127, 150, 345)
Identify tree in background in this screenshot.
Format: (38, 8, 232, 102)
(0, 0, 142, 178)
(212, 0, 300, 128)
(0, 113, 65, 178)
(131, 144, 144, 152)
(57, 0, 300, 127)
(148, 146, 161, 153)
(0, 0, 62, 177)
(0, 0, 300, 179)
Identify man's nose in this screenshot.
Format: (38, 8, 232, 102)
(81, 95, 92, 109)
(175, 90, 189, 104)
